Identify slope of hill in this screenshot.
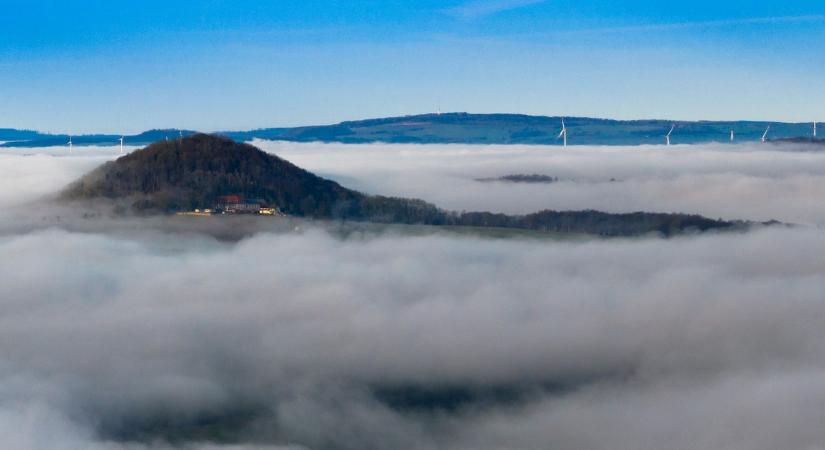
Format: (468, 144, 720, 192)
(0, 128, 47, 142)
(4, 114, 821, 147)
(221, 113, 817, 145)
(0, 129, 197, 148)
(60, 134, 748, 236)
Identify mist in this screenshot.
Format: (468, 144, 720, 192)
(256, 140, 825, 225)
(1, 143, 825, 449)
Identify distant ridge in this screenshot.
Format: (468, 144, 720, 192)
(0, 128, 44, 142)
(1, 129, 197, 148)
(221, 113, 818, 146)
(3, 113, 822, 147)
(59, 134, 751, 237)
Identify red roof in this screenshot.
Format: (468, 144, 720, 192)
(217, 195, 243, 204)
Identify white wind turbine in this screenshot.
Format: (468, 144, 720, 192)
(665, 124, 675, 146)
(67, 136, 73, 155)
(730, 129, 735, 143)
(814, 122, 817, 139)
(761, 125, 770, 143)
(119, 136, 124, 155)
(557, 118, 568, 147)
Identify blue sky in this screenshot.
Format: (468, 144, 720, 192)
(1, 0, 824, 133)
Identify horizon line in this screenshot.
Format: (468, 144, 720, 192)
(4, 112, 822, 137)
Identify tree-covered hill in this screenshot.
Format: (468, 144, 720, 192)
(60, 134, 362, 217)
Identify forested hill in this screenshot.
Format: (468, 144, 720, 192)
(60, 134, 361, 217)
(5, 114, 821, 147)
(60, 134, 748, 237)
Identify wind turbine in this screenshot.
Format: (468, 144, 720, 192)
(179, 129, 183, 141)
(119, 136, 124, 155)
(814, 122, 817, 139)
(557, 118, 568, 147)
(730, 129, 735, 143)
(665, 124, 675, 146)
(67, 136, 73, 155)
(761, 126, 770, 143)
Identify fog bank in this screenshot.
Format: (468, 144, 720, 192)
(1, 225, 825, 449)
(2, 143, 825, 449)
(259, 141, 825, 225)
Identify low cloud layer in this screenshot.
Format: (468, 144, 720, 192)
(0, 152, 109, 209)
(1, 144, 825, 449)
(257, 140, 825, 225)
(7, 141, 825, 225)
(1, 226, 825, 449)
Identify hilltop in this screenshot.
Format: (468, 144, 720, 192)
(60, 134, 748, 237)
(60, 134, 363, 216)
(4, 114, 821, 147)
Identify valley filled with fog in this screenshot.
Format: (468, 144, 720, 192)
(259, 141, 825, 225)
(2, 142, 825, 450)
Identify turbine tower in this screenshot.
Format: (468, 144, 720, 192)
(761, 126, 770, 143)
(67, 136, 73, 155)
(119, 136, 124, 155)
(666, 125, 675, 146)
(814, 122, 817, 139)
(558, 118, 568, 147)
(730, 129, 735, 143)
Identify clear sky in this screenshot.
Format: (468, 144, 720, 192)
(1, 0, 824, 133)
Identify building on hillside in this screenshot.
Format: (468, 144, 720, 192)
(216, 194, 260, 213)
(215, 194, 284, 215)
(217, 195, 243, 205)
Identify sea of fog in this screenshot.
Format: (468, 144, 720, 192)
(256, 140, 825, 226)
(1, 142, 825, 450)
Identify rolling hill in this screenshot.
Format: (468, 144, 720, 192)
(221, 113, 818, 146)
(4, 113, 821, 147)
(1, 129, 197, 148)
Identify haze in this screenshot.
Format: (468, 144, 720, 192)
(2, 143, 825, 449)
